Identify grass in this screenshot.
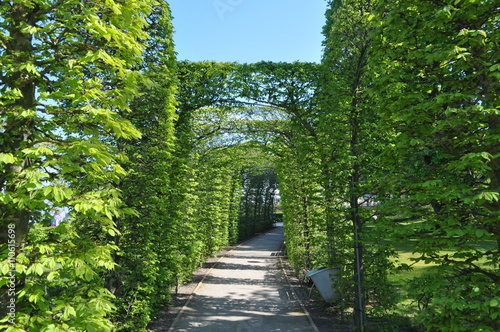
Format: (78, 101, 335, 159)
(388, 239, 496, 288)
(383, 237, 497, 328)
(390, 238, 496, 281)
(362, 219, 498, 330)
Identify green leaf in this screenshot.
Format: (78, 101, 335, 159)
(27, 263, 45, 276)
(475, 229, 486, 238)
(63, 304, 77, 320)
(47, 271, 59, 282)
(22, 145, 54, 157)
(0, 262, 10, 275)
(490, 63, 500, 72)
(0, 153, 16, 164)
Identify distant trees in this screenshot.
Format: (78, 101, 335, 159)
(239, 166, 278, 239)
(236, 61, 325, 272)
(175, 61, 281, 245)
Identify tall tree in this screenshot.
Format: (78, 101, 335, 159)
(168, 61, 240, 284)
(111, 1, 179, 330)
(319, 0, 394, 329)
(0, 1, 154, 330)
(275, 137, 323, 272)
(371, 0, 500, 330)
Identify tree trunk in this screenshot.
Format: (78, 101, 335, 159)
(1, 2, 37, 250)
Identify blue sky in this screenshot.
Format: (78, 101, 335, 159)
(168, 0, 328, 63)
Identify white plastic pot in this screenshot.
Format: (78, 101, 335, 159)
(307, 267, 341, 303)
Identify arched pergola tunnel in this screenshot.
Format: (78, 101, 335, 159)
(78, 51, 500, 332)
(171, 60, 373, 328)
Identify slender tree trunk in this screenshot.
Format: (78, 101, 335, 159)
(302, 195, 312, 268)
(350, 97, 366, 332)
(1, 2, 36, 250)
(0, 4, 36, 316)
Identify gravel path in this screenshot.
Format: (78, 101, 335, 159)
(149, 227, 349, 332)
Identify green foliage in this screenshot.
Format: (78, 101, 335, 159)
(370, 0, 500, 330)
(319, 1, 396, 327)
(109, 2, 180, 330)
(0, 0, 157, 330)
(156, 61, 262, 296)
(277, 153, 324, 271)
(407, 271, 500, 331)
(239, 166, 278, 240)
(191, 151, 240, 255)
(1, 224, 116, 331)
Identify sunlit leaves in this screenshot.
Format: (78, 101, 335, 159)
(370, 0, 499, 329)
(0, 0, 160, 331)
(0, 153, 16, 164)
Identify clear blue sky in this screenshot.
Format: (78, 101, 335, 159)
(168, 0, 328, 64)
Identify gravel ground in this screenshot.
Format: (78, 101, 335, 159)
(277, 255, 352, 332)
(148, 237, 352, 332)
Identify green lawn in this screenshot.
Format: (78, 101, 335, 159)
(389, 238, 496, 281)
(384, 237, 497, 324)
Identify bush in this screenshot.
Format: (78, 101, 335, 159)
(407, 271, 500, 332)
